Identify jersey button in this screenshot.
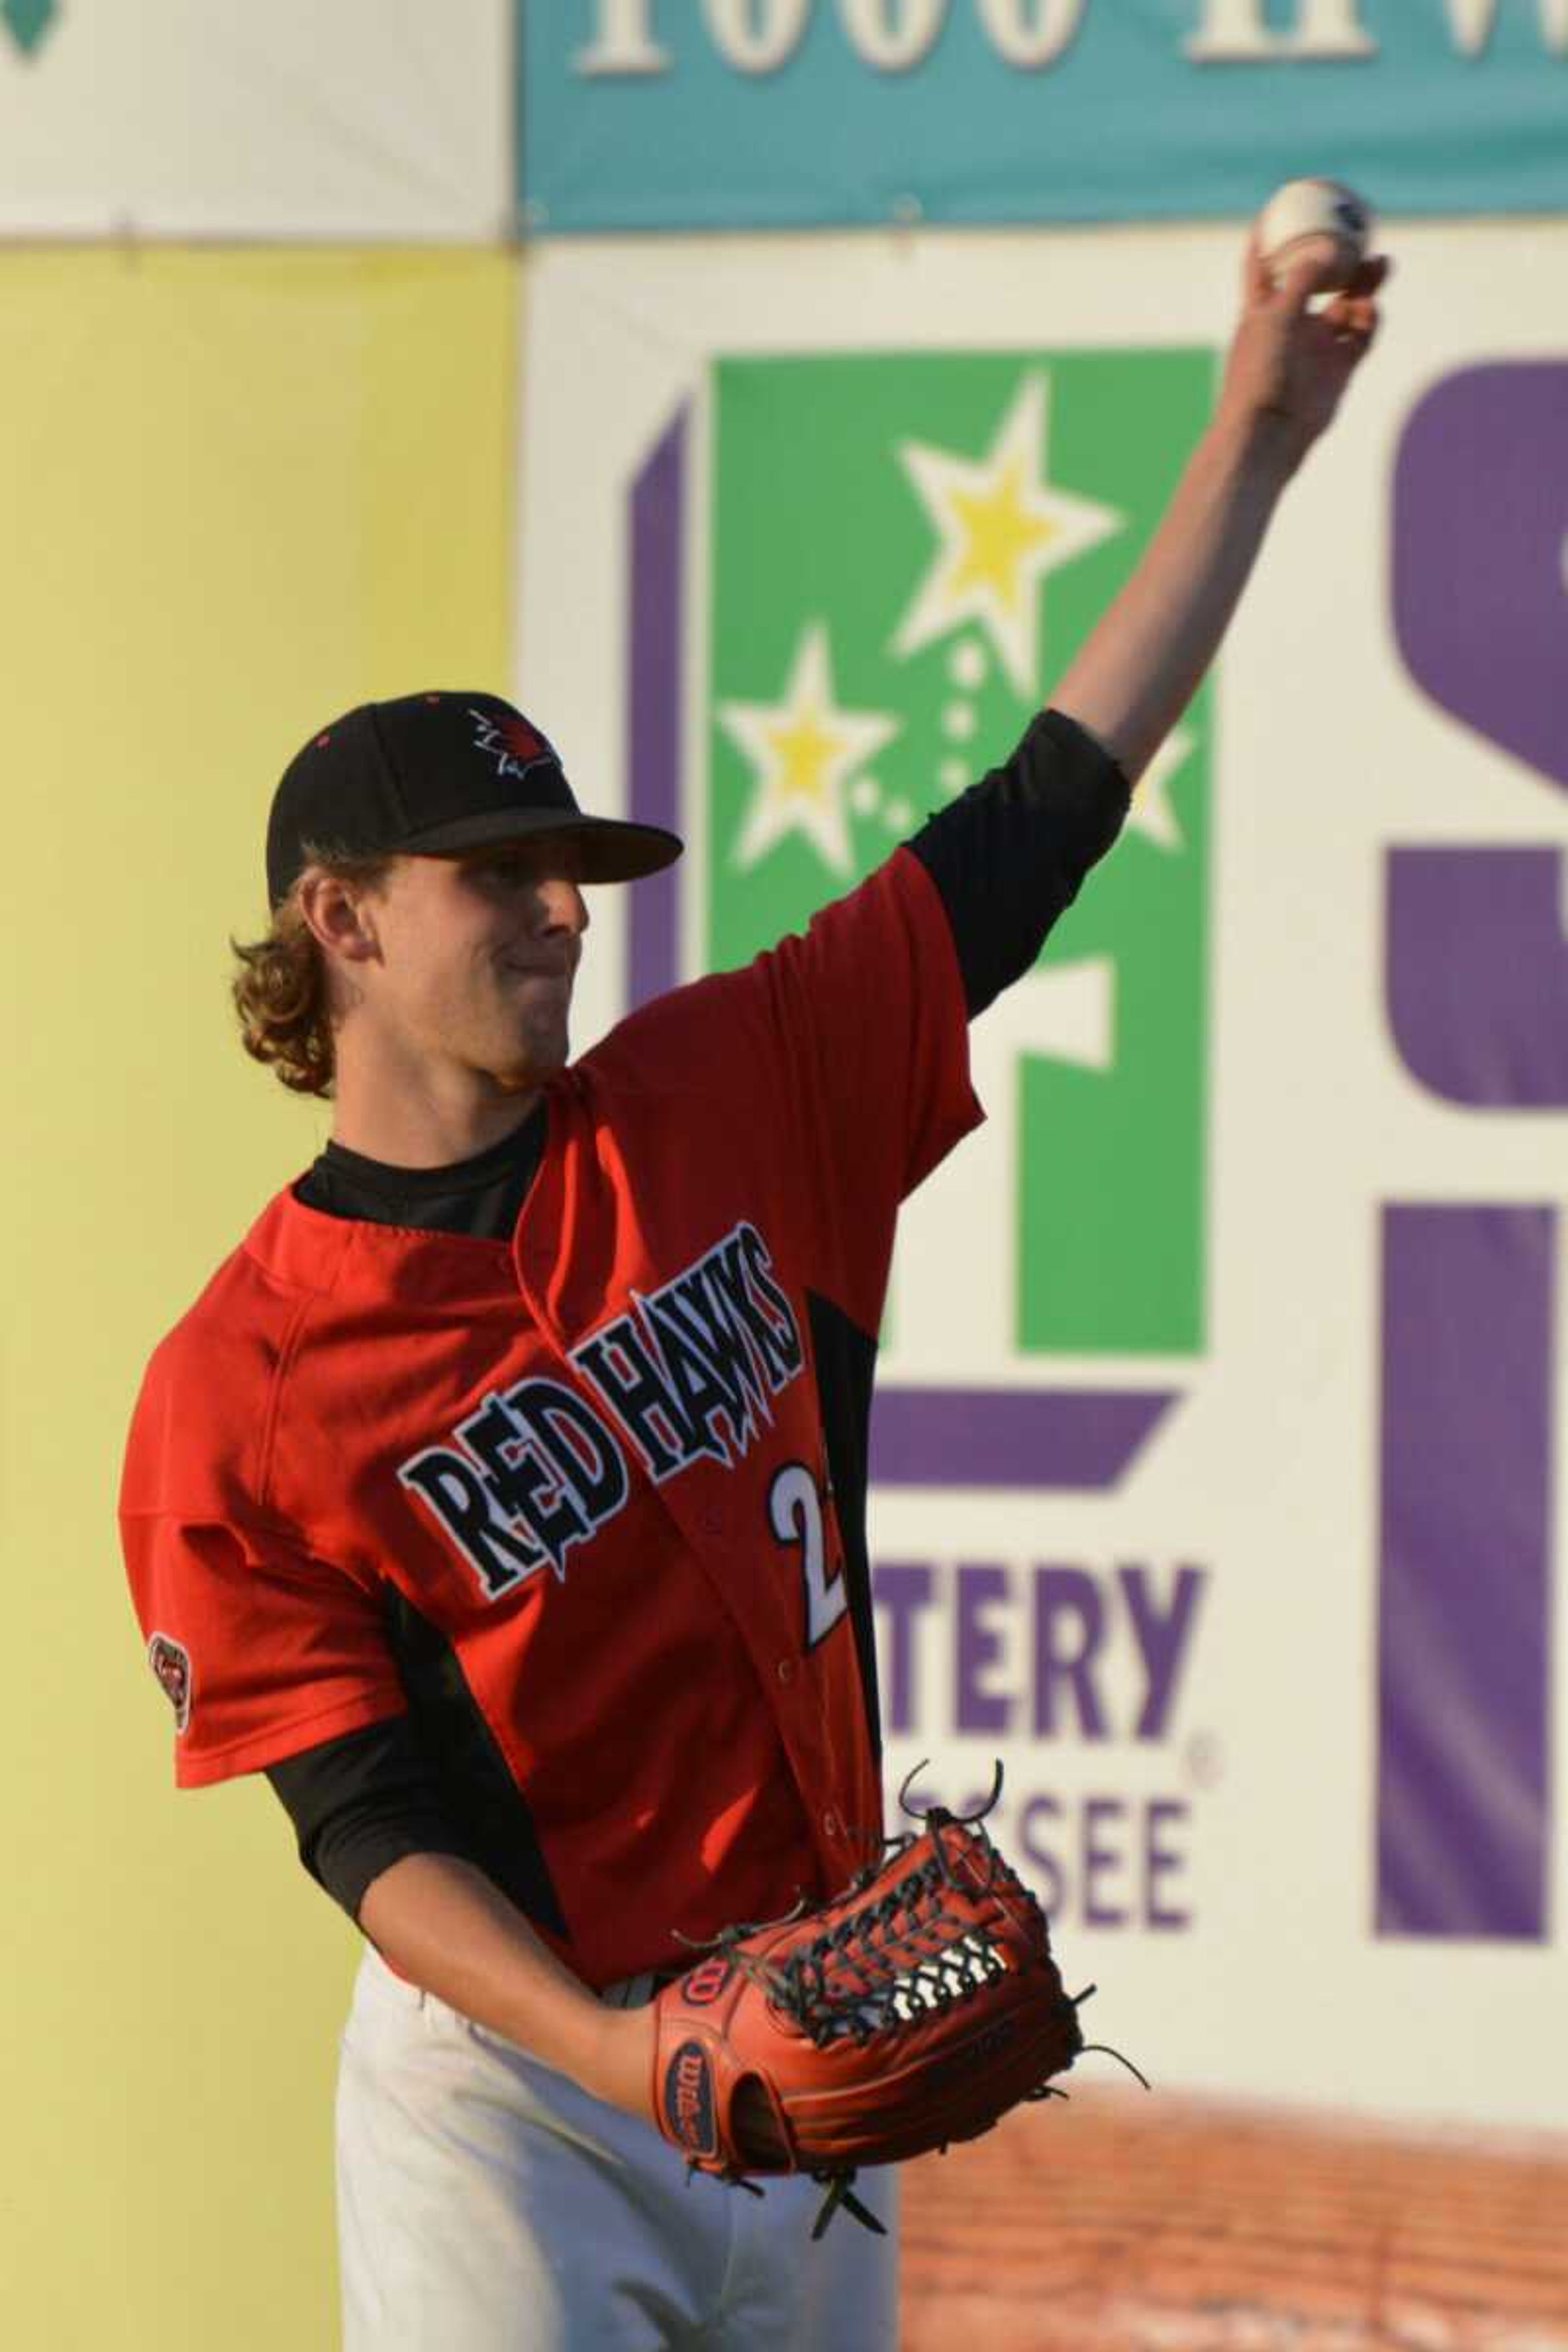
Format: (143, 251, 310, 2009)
(776, 1658, 795, 1685)
(822, 1810, 840, 1838)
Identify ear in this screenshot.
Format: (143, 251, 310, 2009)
(296, 868, 383, 965)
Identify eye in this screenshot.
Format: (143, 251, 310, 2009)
(469, 854, 532, 889)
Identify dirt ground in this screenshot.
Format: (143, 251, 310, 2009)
(899, 2089, 1568, 2352)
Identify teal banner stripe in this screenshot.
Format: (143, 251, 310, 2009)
(519, 4, 1568, 234)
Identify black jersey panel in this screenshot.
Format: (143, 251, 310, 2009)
(906, 707, 1129, 1017)
(804, 1287, 882, 1775)
(379, 1588, 571, 1939)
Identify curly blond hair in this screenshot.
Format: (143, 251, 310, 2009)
(230, 849, 392, 1097)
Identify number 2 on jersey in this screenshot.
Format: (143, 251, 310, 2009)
(768, 1461, 848, 1650)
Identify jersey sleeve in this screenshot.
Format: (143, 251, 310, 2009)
(733, 845, 981, 1335)
(120, 1510, 407, 1788)
(581, 842, 979, 1337)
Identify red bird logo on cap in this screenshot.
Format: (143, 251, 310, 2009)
(500, 714, 546, 762)
(469, 705, 555, 784)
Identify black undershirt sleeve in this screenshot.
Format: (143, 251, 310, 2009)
(266, 1715, 482, 1922)
(905, 707, 1131, 1016)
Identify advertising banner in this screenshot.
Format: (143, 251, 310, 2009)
(519, 2, 1568, 232)
(0, 0, 512, 236)
(515, 216, 1568, 2131)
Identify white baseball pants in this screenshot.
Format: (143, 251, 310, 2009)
(335, 1942, 899, 2350)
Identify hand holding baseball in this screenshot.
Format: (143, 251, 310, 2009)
(1216, 181, 1388, 472)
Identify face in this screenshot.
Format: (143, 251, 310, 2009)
(348, 841, 590, 1096)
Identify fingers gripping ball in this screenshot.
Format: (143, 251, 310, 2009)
(650, 1796, 1108, 2236)
(1257, 177, 1373, 292)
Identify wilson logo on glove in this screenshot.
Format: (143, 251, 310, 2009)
(663, 2041, 719, 2159)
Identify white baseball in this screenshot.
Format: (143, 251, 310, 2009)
(1256, 177, 1372, 292)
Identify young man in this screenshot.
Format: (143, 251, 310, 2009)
(121, 234, 1384, 2350)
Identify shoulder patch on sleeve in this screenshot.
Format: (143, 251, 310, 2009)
(147, 1632, 193, 1735)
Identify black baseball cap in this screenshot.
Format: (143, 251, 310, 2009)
(265, 690, 683, 908)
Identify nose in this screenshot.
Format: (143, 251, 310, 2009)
(538, 875, 589, 936)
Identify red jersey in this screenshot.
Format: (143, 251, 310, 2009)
(120, 849, 978, 1987)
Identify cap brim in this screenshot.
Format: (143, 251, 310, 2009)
(399, 808, 683, 884)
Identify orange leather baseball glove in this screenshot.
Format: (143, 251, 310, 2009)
(650, 1791, 1100, 2236)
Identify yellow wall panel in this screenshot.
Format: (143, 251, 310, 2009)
(0, 247, 517, 2352)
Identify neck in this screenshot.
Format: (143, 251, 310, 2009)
(330, 1047, 543, 1170)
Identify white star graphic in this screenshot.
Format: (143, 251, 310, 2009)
(717, 624, 899, 876)
(1124, 726, 1194, 853)
(892, 373, 1124, 697)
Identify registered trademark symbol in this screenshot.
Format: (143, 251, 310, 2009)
(1185, 1729, 1225, 1788)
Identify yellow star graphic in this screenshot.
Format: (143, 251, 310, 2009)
(764, 711, 841, 810)
(893, 373, 1123, 695)
(718, 623, 899, 875)
(949, 462, 1060, 610)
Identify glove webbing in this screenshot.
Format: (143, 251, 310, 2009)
(770, 1856, 1013, 2047)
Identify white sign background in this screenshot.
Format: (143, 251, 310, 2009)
(514, 219, 1568, 2133)
(0, 0, 512, 237)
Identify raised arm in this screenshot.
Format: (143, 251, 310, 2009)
(1051, 232, 1388, 784)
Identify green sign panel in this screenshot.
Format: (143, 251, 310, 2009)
(706, 349, 1213, 1356)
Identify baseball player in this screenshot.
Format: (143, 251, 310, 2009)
(120, 235, 1384, 2350)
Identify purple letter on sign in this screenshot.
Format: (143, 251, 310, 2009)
(627, 408, 688, 1011)
(1388, 364, 1568, 1109)
(871, 1562, 934, 1736)
(1377, 1205, 1553, 1941)
(1392, 362, 1568, 795)
(954, 1563, 1013, 1735)
(1387, 850, 1568, 1109)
